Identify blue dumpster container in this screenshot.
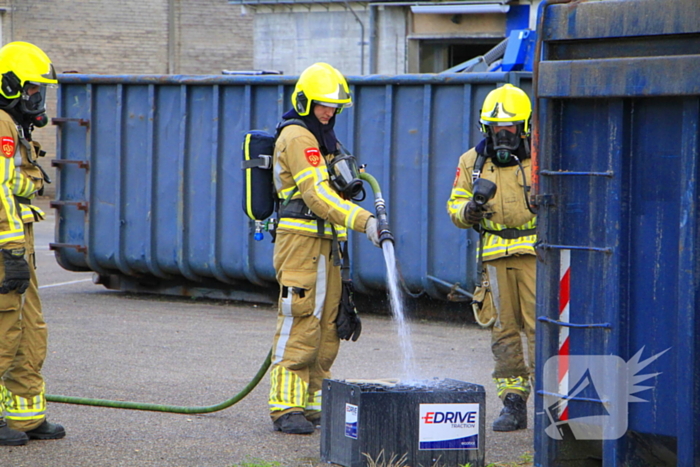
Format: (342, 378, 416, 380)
(534, 0, 700, 465)
(51, 72, 531, 302)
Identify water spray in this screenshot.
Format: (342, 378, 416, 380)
(359, 171, 418, 380)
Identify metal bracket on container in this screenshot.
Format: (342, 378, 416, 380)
(536, 242, 612, 254)
(533, 194, 555, 206)
(537, 316, 612, 329)
(539, 170, 614, 178)
(51, 117, 90, 129)
(50, 200, 89, 211)
(52, 159, 90, 171)
(49, 243, 87, 254)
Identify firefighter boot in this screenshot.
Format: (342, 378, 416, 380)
(492, 393, 527, 431)
(0, 418, 29, 446)
(273, 412, 315, 435)
(25, 420, 66, 440)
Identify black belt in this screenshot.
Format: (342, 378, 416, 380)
(278, 198, 318, 221)
(278, 198, 342, 266)
(477, 225, 536, 240)
(279, 198, 326, 238)
(14, 196, 31, 205)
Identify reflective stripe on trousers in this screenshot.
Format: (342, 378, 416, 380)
(2, 383, 46, 421)
(494, 376, 531, 400)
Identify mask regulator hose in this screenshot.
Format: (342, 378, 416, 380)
(359, 172, 394, 245)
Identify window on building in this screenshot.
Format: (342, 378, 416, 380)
(418, 39, 501, 73)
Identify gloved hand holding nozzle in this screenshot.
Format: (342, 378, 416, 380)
(462, 200, 485, 225)
(462, 178, 497, 225)
(365, 217, 381, 247)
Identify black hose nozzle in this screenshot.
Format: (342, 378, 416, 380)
(358, 172, 394, 245)
(374, 198, 394, 245)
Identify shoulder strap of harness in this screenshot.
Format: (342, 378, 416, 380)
(275, 118, 307, 138)
(471, 138, 488, 183)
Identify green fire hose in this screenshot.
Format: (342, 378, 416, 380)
(46, 173, 387, 414)
(46, 350, 271, 414)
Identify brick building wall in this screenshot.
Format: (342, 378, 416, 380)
(0, 0, 253, 196)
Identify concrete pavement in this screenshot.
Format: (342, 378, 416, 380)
(1, 203, 534, 467)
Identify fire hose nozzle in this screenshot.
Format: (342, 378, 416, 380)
(374, 198, 394, 245)
(359, 172, 395, 245)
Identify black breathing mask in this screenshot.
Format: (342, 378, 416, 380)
(20, 85, 47, 116)
(328, 153, 364, 201)
(489, 125, 522, 164)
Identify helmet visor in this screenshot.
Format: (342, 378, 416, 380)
(41, 62, 58, 82)
(20, 83, 47, 116)
(314, 101, 352, 109)
(488, 124, 522, 151)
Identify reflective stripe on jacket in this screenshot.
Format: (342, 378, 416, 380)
(447, 147, 537, 261)
(273, 124, 371, 239)
(0, 111, 25, 249)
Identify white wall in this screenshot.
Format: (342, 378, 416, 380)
(253, 4, 409, 75)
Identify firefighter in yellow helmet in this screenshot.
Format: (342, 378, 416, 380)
(268, 63, 380, 434)
(0, 41, 65, 445)
(447, 83, 536, 432)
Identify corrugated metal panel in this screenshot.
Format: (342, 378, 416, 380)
(534, 1, 699, 466)
(52, 72, 532, 302)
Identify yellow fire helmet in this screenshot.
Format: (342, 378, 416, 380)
(0, 41, 57, 100)
(479, 83, 532, 135)
(292, 62, 352, 116)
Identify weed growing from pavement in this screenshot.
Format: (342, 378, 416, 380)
(230, 450, 533, 467)
(485, 451, 534, 466)
(362, 450, 475, 467)
(231, 458, 282, 467)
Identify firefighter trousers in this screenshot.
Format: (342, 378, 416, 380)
(268, 232, 341, 421)
(485, 254, 536, 401)
(0, 223, 47, 431)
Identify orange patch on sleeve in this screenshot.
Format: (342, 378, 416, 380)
(1, 136, 14, 158)
(304, 148, 321, 167)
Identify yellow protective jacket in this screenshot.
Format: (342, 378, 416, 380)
(447, 147, 536, 261)
(273, 124, 371, 239)
(0, 110, 45, 251)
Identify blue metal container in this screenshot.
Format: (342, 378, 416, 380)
(52, 72, 531, 302)
(534, 1, 700, 465)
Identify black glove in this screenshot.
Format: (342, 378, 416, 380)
(462, 200, 485, 225)
(336, 279, 362, 341)
(0, 249, 30, 294)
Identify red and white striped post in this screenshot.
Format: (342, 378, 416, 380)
(558, 249, 571, 420)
